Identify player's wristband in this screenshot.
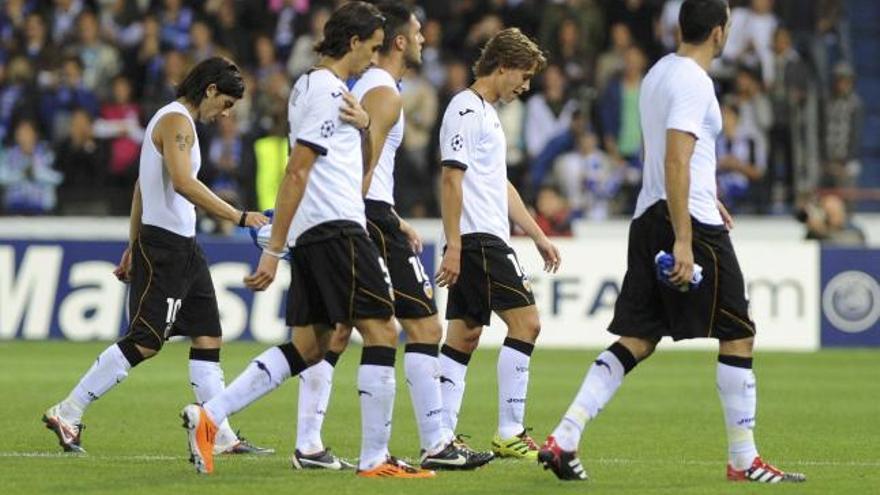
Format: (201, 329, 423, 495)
(238, 211, 247, 227)
(262, 248, 286, 259)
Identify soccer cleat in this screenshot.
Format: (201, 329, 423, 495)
(357, 456, 437, 478)
(537, 435, 588, 481)
(727, 456, 806, 483)
(420, 440, 495, 470)
(42, 406, 86, 454)
(181, 404, 218, 474)
(492, 428, 539, 459)
(291, 448, 355, 470)
(215, 431, 275, 455)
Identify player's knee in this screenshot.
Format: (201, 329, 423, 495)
(618, 336, 658, 361)
(402, 318, 442, 344)
(299, 342, 326, 366)
(329, 325, 353, 351)
(508, 314, 541, 344)
(719, 336, 754, 356)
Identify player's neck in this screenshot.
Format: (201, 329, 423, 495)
(471, 77, 499, 104)
(178, 98, 200, 121)
(316, 56, 350, 80)
(376, 54, 406, 81)
(676, 43, 714, 72)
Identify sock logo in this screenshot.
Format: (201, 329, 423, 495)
(506, 397, 526, 404)
(87, 391, 99, 401)
(426, 408, 442, 417)
(358, 390, 373, 397)
(255, 360, 273, 382)
(595, 359, 611, 374)
(737, 417, 756, 427)
(439, 376, 455, 386)
(515, 365, 529, 373)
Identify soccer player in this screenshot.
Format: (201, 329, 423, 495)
(42, 57, 273, 456)
(291, 1, 492, 472)
(434, 28, 561, 460)
(537, 0, 806, 483)
(180, 2, 433, 478)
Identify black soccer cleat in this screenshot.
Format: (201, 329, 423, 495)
(537, 435, 588, 481)
(291, 448, 355, 470)
(420, 440, 495, 470)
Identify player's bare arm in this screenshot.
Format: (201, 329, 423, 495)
(507, 181, 561, 273)
(665, 129, 697, 286)
(113, 179, 143, 283)
(437, 166, 464, 287)
(360, 85, 402, 195)
(244, 142, 320, 291)
(156, 113, 268, 229)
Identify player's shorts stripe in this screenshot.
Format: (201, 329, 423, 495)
(719, 308, 756, 335)
(491, 281, 532, 304)
(695, 239, 719, 338)
(481, 243, 491, 308)
(393, 289, 433, 314)
(127, 236, 154, 337)
(358, 288, 395, 311)
(348, 237, 356, 321)
(138, 316, 163, 346)
(366, 219, 388, 259)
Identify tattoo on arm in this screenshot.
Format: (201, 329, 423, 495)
(175, 133, 194, 151)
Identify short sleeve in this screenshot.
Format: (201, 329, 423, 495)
(439, 97, 481, 170)
(665, 77, 711, 138)
(289, 74, 343, 156)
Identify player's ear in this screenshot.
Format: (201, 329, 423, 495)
(349, 35, 361, 53)
(395, 33, 406, 52)
(205, 83, 217, 99)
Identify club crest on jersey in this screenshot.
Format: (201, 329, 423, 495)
(320, 120, 336, 138)
(423, 280, 433, 299)
(451, 133, 464, 151)
(522, 274, 532, 292)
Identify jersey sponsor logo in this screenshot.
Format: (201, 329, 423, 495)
(822, 270, 880, 333)
(458, 108, 474, 116)
(320, 120, 336, 138)
(450, 133, 464, 151)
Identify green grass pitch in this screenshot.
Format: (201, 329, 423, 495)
(1, 341, 878, 494)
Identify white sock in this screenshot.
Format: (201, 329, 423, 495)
(357, 347, 396, 471)
(439, 346, 470, 434)
(497, 339, 533, 439)
(405, 345, 452, 453)
(552, 348, 628, 452)
(204, 346, 293, 425)
(717, 359, 759, 470)
(296, 359, 335, 454)
(189, 357, 238, 448)
(60, 344, 132, 424)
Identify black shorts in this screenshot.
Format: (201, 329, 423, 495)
(445, 233, 536, 326)
(366, 200, 437, 319)
(286, 220, 395, 328)
(608, 201, 756, 341)
(124, 225, 221, 350)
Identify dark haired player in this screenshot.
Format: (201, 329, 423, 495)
(537, 0, 806, 483)
(179, 2, 433, 478)
(42, 57, 272, 456)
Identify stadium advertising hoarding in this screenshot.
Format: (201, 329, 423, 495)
(820, 248, 880, 347)
(2, 236, 821, 350)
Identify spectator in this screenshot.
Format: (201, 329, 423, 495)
(716, 100, 766, 212)
(253, 109, 287, 211)
(0, 0, 31, 50)
(40, 56, 99, 142)
(733, 65, 772, 157)
(93, 74, 142, 212)
(132, 14, 163, 98)
(0, 119, 61, 214)
(802, 194, 865, 245)
(158, 0, 194, 52)
(252, 33, 283, 87)
(70, 10, 122, 100)
(419, 18, 446, 88)
(205, 116, 251, 213)
(21, 12, 60, 89)
(272, 0, 299, 61)
(189, 19, 221, 63)
(213, 0, 252, 68)
(722, 0, 778, 85)
(429, 58, 469, 166)
(55, 108, 105, 213)
(251, 70, 288, 135)
(821, 62, 863, 188)
(658, 0, 684, 53)
(600, 45, 646, 170)
(142, 49, 188, 120)
(539, 0, 604, 75)
(99, 0, 145, 49)
(605, 0, 660, 59)
(0, 56, 40, 144)
(533, 186, 573, 237)
(525, 64, 578, 162)
(286, 7, 329, 80)
(595, 23, 634, 94)
(49, 0, 85, 46)
(555, 131, 623, 220)
(768, 27, 811, 211)
(553, 18, 591, 87)
(399, 70, 439, 217)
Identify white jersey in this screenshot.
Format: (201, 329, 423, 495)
(351, 67, 403, 205)
(634, 53, 723, 225)
(439, 89, 509, 243)
(139, 101, 201, 237)
(287, 68, 365, 244)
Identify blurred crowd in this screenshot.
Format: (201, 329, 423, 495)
(0, 0, 865, 240)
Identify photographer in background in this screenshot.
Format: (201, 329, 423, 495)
(800, 193, 865, 246)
